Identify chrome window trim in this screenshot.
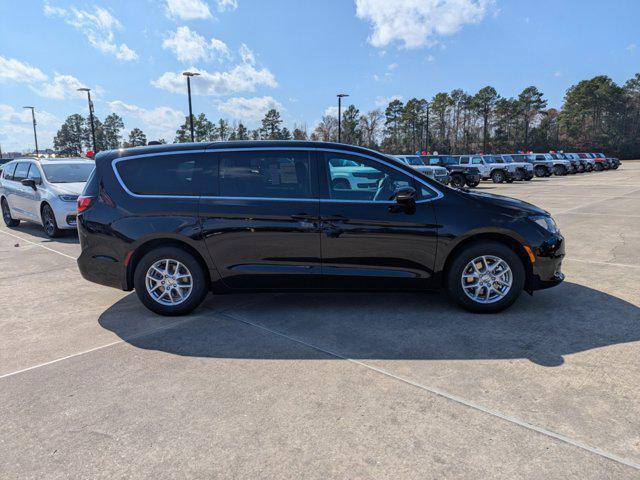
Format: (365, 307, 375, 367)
(111, 146, 444, 203)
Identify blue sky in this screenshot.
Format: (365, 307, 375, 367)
(1, 0, 638, 151)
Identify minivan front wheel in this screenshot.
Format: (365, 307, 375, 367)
(446, 241, 525, 313)
(41, 204, 62, 238)
(134, 247, 208, 316)
(2, 198, 20, 227)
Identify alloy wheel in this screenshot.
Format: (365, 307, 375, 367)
(460, 255, 513, 304)
(145, 259, 194, 306)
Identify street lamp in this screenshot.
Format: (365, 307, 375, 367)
(23, 106, 39, 156)
(183, 71, 200, 142)
(77, 88, 97, 154)
(336, 93, 349, 143)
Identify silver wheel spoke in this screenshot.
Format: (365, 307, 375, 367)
(145, 258, 193, 307)
(461, 255, 513, 304)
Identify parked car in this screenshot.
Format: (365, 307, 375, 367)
(393, 155, 450, 184)
(573, 153, 596, 172)
(421, 154, 481, 188)
(584, 153, 607, 171)
(551, 153, 582, 173)
(493, 154, 534, 181)
(76, 142, 565, 315)
(457, 154, 515, 183)
(564, 153, 592, 172)
(593, 153, 618, 170)
(1, 157, 94, 237)
(511, 154, 553, 177)
(532, 153, 573, 175)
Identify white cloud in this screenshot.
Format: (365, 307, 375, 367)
(217, 0, 238, 12)
(426, 54, 435, 62)
(387, 62, 398, 70)
(108, 100, 185, 141)
(355, 0, 493, 48)
(162, 26, 230, 63)
(33, 73, 89, 100)
(553, 70, 563, 78)
(324, 106, 339, 117)
(628, 43, 637, 53)
(217, 96, 282, 121)
(43, 3, 138, 61)
(0, 56, 48, 83)
(0, 104, 59, 151)
(375, 95, 403, 107)
(165, 0, 212, 20)
(239, 43, 256, 65)
(152, 63, 277, 96)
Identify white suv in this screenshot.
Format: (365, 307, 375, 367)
(458, 154, 516, 183)
(0, 158, 94, 237)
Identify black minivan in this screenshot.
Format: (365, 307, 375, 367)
(77, 141, 565, 316)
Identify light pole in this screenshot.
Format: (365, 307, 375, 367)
(425, 101, 430, 152)
(183, 72, 200, 142)
(23, 106, 39, 156)
(77, 88, 97, 154)
(337, 93, 349, 143)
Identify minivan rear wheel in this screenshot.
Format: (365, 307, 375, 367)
(134, 246, 208, 316)
(2, 198, 20, 227)
(446, 241, 525, 313)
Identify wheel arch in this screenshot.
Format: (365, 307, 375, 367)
(126, 238, 212, 291)
(441, 232, 534, 293)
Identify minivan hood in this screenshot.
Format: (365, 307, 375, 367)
(463, 190, 548, 216)
(50, 182, 85, 195)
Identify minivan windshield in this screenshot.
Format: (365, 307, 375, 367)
(41, 163, 94, 183)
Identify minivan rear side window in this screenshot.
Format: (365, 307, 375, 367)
(219, 150, 313, 199)
(115, 153, 216, 196)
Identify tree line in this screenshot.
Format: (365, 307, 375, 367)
(52, 72, 640, 158)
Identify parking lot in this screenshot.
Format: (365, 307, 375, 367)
(1, 162, 639, 479)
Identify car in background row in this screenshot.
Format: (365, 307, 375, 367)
(421, 154, 481, 188)
(0, 157, 94, 237)
(551, 153, 581, 173)
(493, 155, 534, 181)
(76, 141, 565, 316)
(564, 153, 593, 172)
(593, 153, 620, 170)
(457, 154, 515, 183)
(393, 155, 450, 184)
(511, 154, 554, 177)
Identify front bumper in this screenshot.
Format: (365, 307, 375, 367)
(529, 234, 565, 292)
(51, 199, 80, 229)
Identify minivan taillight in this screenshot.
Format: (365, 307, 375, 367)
(77, 196, 94, 213)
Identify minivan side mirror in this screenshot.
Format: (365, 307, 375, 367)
(21, 179, 37, 190)
(394, 186, 416, 205)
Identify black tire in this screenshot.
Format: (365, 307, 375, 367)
(450, 174, 466, 189)
(594, 163, 603, 172)
(41, 203, 62, 238)
(586, 164, 593, 172)
(446, 241, 525, 313)
(524, 173, 534, 181)
(534, 165, 546, 177)
(134, 246, 208, 316)
(553, 165, 566, 176)
(513, 169, 524, 181)
(491, 170, 506, 183)
(1, 198, 20, 227)
(466, 179, 480, 188)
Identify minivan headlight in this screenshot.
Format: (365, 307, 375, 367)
(530, 215, 560, 234)
(59, 194, 79, 202)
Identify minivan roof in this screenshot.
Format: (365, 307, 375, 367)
(97, 141, 388, 162)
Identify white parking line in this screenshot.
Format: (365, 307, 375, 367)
(220, 311, 640, 472)
(0, 229, 76, 260)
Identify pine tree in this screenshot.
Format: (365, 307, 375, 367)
(260, 109, 283, 139)
(124, 128, 147, 147)
(53, 114, 86, 156)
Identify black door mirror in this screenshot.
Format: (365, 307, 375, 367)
(21, 179, 37, 190)
(393, 186, 416, 205)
